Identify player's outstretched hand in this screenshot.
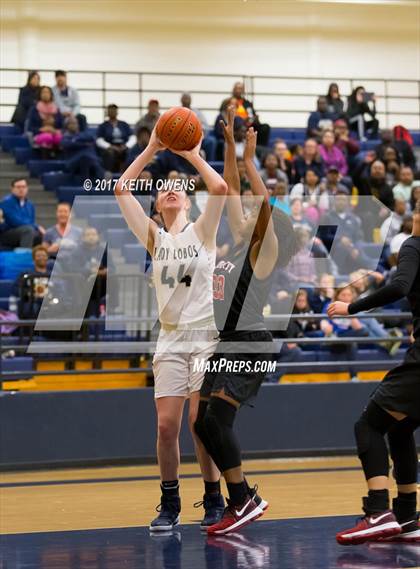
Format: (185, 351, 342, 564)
(171, 135, 204, 161)
(148, 127, 166, 153)
(244, 127, 257, 161)
(220, 105, 236, 144)
(327, 301, 350, 318)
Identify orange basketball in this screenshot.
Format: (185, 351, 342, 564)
(156, 107, 203, 151)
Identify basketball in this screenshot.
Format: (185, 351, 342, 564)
(156, 106, 202, 151)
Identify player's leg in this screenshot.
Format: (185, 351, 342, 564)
(336, 401, 403, 545)
(188, 391, 225, 529)
(386, 417, 420, 541)
(149, 395, 185, 532)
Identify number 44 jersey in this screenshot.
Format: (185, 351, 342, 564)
(152, 223, 216, 327)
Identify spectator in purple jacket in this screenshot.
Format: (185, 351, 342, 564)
(319, 130, 348, 176)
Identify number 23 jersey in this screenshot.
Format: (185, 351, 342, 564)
(152, 223, 216, 326)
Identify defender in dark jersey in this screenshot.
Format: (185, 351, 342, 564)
(328, 199, 420, 545)
(194, 108, 297, 535)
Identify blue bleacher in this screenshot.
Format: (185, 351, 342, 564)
(107, 228, 137, 249)
(122, 243, 148, 265)
(0, 135, 30, 152)
(13, 146, 34, 164)
(28, 159, 66, 177)
(0, 251, 34, 279)
(56, 186, 87, 203)
(208, 161, 224, 174)
(88, 213, 125, 231)
(2, 357, 34, 379)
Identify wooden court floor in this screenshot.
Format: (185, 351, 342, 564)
(2, 455, 419, 535)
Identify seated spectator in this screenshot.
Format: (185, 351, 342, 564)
(96, 104, 136, 173)
(269, 181, 290, 214)
(410, 185, 420, 212)
(325, 83, 345, 119)
(319, 130, 348, 176)
(125, 126, 151, 167)
(134, 99, 160, 135)
(27, 85, 63, 137)
(308, 273, 335, 313)
(231, 81, 270, 147)
(12, 245, 50, 320)
(214, 98, 238, 140)
(323, 166, 351, 197)
(350, 268, 385, 299)
(62, 116, 104, 179)
(286, 226, 317, 285)
(380, 198, 407, 245)
(11, 71, 40, 132)
(241, 188, 255, 217)
(273, 139, 294, 181)
(52, 70, 87, 131)
(43, 203, 83, 258)
(306, 96, 335, 139)
(290, 169, 325, 223)
(375, 128, 416, 170)
(293, 139, 325, 183)
(33, 114, 62, 156)
(0, 178, 43, 249)
(388, 215, 413, 266)
(346, 86, 378, 140)
(355, 160, 394, 210)
(289, 197, 314, 233)
(333, 119, 360, 165)
(290, 289, 322, 337)
(393, 166, 420, 205)
(259, 152, 288, 186)
(180, 92, 210, 135)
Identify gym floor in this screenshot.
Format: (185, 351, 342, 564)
(1, 457, 419, 569)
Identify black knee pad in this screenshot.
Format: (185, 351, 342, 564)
(203, 397, 240, 472)
(354, 401, 395, 480)
(388, 417, 420, 485)
(194, 400, 216, 457)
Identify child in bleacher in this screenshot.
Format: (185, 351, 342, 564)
(33, 115, 62, 153)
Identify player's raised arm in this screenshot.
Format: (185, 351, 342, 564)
(172, 141, 227, 248)
(114, 128, 163, 254)
(243, 128, 278, 278)
(221, 105, 247, 244)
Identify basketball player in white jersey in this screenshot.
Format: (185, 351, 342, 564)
(114, 128, 227, 531)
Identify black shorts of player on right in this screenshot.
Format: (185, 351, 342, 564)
(371, 340, 420, 422)
(200, 330, 273, 405)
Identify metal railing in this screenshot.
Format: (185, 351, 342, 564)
(1, 68, 419, 129)
(0, 312, 412, 387)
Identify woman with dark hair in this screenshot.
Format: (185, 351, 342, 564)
(27, 86, 63, 136)
(346, 86, 379, 141)
(194, 107, 297, 535)
(11, 71, 41, 132)
(326, 83, 344, 118)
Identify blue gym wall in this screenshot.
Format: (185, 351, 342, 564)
(1, 383, 419, 470)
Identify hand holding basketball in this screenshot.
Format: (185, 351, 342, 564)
(148, 127, 166, 152)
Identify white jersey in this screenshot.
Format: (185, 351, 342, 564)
(152, 223, 216, 327)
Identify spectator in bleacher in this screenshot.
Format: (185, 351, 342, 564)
(355, 160, 394, 210)
(62, 116, 105, 180)
(306, 96, 335, 139)
(326, 83, 345, 119)
(346, 86, 378, 141)
(231, 81, 270, 147)
(269, 181, 290, 214)
(180, 92, 210, 135)
(12, 245, 50, 320)
(333, 119, 360, 164)
(11, 71, 40, 132)
(27, 86, 63, 136)
(289, 197, 314, 233)
(125, 126, 151, 167)
(350, 269, 385, 299)
(319, 130, 348, 176)
(33, 114, 63, 156)
(241, 188, 255, 217)
(214, 98, 238, 140)
(380, 198, 407, 245)
(290, 289, 322, 337)
(259, 152, 288, 186)
(43, 203, 82, 258)
(290, 169, 326, 223)
(410, 185, 420, 212)
(0, 178, 43, 249)
(393, 166, 420, 205)
(273, 139, 294, 181)
(286, 226, 317, 285)
(388, 215, 413, 266)
(308, 273, 335, 313)
(293, 138, 325, 183)
(323, 165, 351, 196)
(375, 128, 416, 170)
(236, 158, 250, 192)
(52, 70, 87, 131)
(96, 104, 136, 173)
(134, 99, 160, 135)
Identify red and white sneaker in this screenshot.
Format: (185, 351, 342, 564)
(376, 515, 420, 543)
(248, 484, 269, 512)
(207, 497, 264, 535)
(336, 511, 401, 545)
